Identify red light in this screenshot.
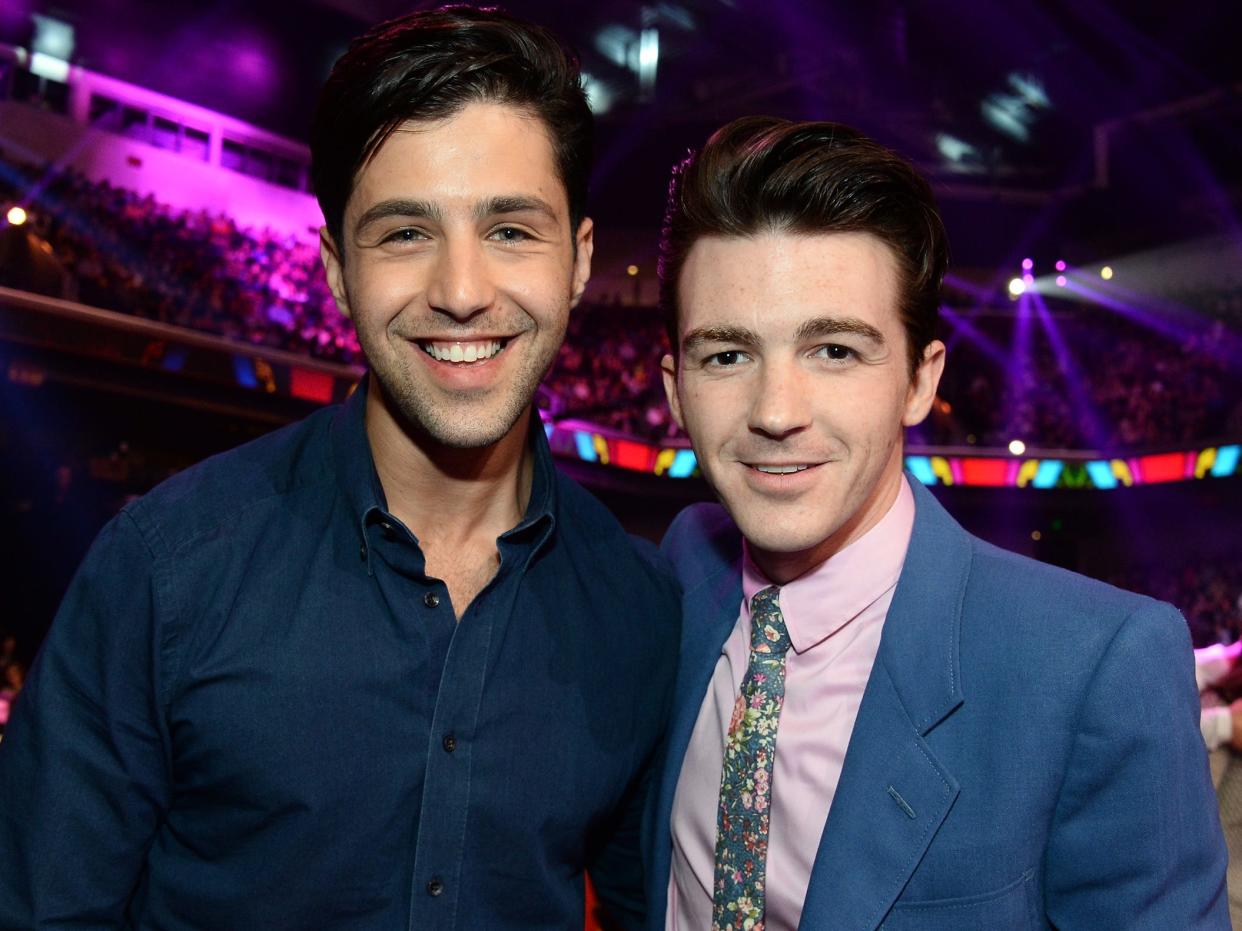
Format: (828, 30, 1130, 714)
(611, 438, 654, 472)
(960, 458, 1009, 486)
(290, 368, 335, 404)
(1135, 452, 1191, 484)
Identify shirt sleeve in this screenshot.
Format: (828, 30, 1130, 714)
(1044, 602, 1230, 929)
(587, 758, 655, 931)
(0, 510, 172, 926)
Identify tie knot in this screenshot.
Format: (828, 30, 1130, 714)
(749, 585, 791, 655)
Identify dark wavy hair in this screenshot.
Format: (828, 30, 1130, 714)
(659, 116, 947, 377)
(310, 5, 593, 250)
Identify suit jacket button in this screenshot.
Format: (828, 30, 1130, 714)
(427, 878, 444, 897)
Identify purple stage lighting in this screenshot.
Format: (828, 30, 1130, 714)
(1055, 260, 1066, 272)
(1021, 258, 1034, 271)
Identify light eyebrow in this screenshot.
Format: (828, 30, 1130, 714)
(474, 195, 559, 222)
(681, 324, 763, 354)
(355, 199, 441, 234)
(795, 315, 886, 346)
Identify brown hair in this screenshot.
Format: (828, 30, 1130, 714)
(659, 116, 947, 377)
(311, 5, 593, 250)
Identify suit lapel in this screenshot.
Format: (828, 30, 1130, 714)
(648, 552, 743, 924)
(800, 480, 972, 930)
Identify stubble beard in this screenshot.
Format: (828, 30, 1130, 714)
(364, 330, 562, 452)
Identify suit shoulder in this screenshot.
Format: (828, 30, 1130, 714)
(123, 406, 337, 555)
(660, 502, 741, 590)
(551, 470, 679, 599)
(966, 534, 1183, 638)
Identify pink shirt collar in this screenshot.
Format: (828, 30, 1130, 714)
(742, 476, 916, 655)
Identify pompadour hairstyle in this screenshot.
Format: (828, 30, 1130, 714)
(310, 5, 593, 250)
(659, 116, 947, 377)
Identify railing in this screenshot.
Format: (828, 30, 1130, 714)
(3, 287, 1238, 489)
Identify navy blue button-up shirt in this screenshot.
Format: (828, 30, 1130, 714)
(0, 384, 680, 929)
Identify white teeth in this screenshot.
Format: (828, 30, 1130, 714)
(755, 465, 810, 474)
(422, 340, 503, 363)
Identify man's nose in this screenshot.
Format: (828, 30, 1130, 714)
(425, 237, 496, 321)
(748, 361, 812, 440)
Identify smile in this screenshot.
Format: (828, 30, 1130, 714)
(417, 338, 508, 364)
(750, 464, 813, 474)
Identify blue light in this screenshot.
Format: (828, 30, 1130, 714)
(574, 431, 598, 463)
(1085, 461, 1117, 489)
(667, 449, 697, 479)
(1212, 445, 1240, 477)
(1032, 460, 1064, 489)
(232, 356, 257, 387)
(160, 348, 187, 373)
(905, 456, 937, 486)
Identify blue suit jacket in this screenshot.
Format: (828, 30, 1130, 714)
(648, 479, 1228, 929)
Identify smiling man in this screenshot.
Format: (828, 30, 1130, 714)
(648, 117, 1227, 929)
(0, 9, 678, 929)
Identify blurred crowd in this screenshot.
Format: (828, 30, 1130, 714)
(923, 315, 1240, 450)
(542, 306, 677, 439)
(1111, 564, 1242, 649)
(0, 155, 360, 363)
(2, 153, 1240, 450)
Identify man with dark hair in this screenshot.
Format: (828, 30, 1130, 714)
(648, 116, 1228, 929)
(0, 8, 677, 928)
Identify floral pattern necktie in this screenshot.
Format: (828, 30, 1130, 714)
(712, 585, 792, 931)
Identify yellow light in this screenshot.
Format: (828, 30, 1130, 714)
(1008, 439, 1026, 456)
(6, 206, 27, 226)
(1031, 530, 1042, 541)
(1100, 266, 1113, 280)
(1007, 277, 1026, 296)
(626, 264, 639, 277)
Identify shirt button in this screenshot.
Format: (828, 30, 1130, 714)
(442, 734, 456, 753)
(424, 592, 440, 608)
(426, 878, 444, 897)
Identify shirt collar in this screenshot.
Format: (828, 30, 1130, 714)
(329, 378, 557, 544)
(329, 379, 387, 535)
(741, 475, 916, 654)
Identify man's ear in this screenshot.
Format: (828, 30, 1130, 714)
(902, 339, 946, 427)
(660, 352, 685, 431)
(569, 217, 594, 308)
(319, 226, 352, 320)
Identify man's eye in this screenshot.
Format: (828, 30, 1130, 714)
(383, 228, 424, 244)
(490, 226, 529, 243)
(818, 344, 855, 361)
(708, 350, 749, 366)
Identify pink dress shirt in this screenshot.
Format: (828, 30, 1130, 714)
(668, 477, 916, 931)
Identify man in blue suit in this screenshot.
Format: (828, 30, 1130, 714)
(649, 116, 1228, 929)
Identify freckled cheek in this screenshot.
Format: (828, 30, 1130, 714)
(682, 383, 749, 447)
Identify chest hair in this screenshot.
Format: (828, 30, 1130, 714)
(423, 540, 502, 620)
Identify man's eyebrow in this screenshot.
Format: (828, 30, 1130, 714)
(681, 325, 763, 354)
(355, 199, 441, 233)
(474, 195, 558, 222)
(795, 315, 886, 345)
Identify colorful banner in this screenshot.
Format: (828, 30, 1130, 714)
(545, 418, 1240, 490)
